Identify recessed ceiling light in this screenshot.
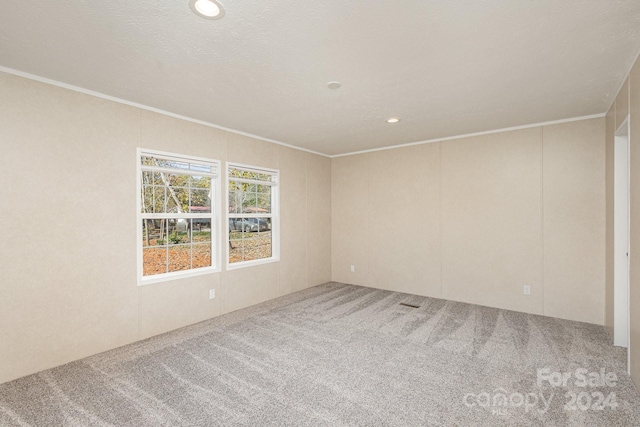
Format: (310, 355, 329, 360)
(189, 0, 225, 19)
(386, 117, 401, 124)
(327, 81, 342, 90)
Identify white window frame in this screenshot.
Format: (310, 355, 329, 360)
(226, 162, 280, 270)
(137, 148, 221, 285)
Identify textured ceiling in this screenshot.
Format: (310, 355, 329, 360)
(1, 1, 639, 156)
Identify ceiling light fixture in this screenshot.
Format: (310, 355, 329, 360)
(189, 0, 225, 19)
(386, 117, 401, 124)
(327, 81, 342, 90)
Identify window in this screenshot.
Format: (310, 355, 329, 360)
(227, 163, 279, 267)
(137, 149, 220, 284)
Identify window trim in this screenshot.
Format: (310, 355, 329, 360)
(226, 161, 280, 270)
(136, 148, 221, 286)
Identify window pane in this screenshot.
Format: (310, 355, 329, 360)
(164, 197, 174, 214)
(241, 191, 258, 213)
(142, 185, 154, 213)
(249, 218, 270, 232)
(141, 219, 165, 246)
(190, 175, 211, 188)
(228, 217, 250, 233)
(147, 186, 165, 213)
(192, 222, 211, 241)
(176, 187, 190, 212)
(228, 167, 273, 182)
(141, 170, 164, 186)
(156, 171, 169, 185)
(168, 173, 188, 187)
(257, 189, 271, 213)
(228, 217, 273, 264)
(192, 243, 212, 269)
(241, 232, 260, 262)
(169, 223, 191, 244)
(259, 235, 272, 259)
(168, 244, 191, 272)
(166, 218, 184, 237)
(142, 219, 152, 247)
(229, 168, 248, 179)
(229, 239, 242, 263)
(141, 171, 154, 185)
(190, 188, 210, 209)
(153, 172, 163, 185)
(229, 181, 260, 213)
(143, 246, 167, 276)
(228, 190, 240, 214)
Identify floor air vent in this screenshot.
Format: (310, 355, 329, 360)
(399, 302, 420, 308)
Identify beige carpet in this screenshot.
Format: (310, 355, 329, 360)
(1, 282, 639, 426)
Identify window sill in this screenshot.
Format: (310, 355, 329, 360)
(226, 256, 280, 271)
(138, 266, 220, 286)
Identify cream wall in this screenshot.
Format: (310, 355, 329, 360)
(442, 128, 543, 315)
(0, 71, 331, 384)
(606, 54, 640, 389)
(542, 120, 606, 322)
(332, 118, 605, 324)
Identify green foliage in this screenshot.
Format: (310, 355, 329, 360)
(156, 232, 188, 245)
(168, 232, 186, 244)
(192, 231, 211, 242)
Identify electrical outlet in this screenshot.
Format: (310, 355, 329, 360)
(350, 265, 355, 272)
(523, 285, 531, 295)
(209, 289, 216, 299)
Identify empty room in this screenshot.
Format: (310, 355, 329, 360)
(2, 1, 640, 425)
